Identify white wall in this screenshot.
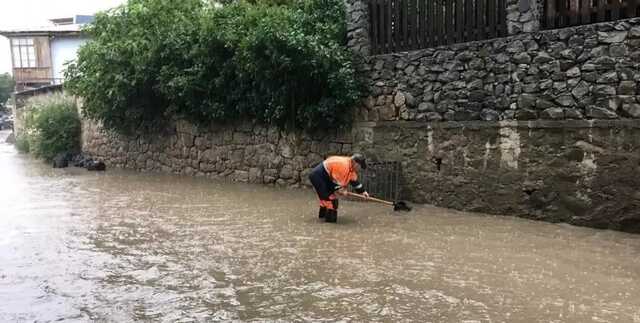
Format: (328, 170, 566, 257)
(0, 37, 11, 74)
(51, 37, 87, 81)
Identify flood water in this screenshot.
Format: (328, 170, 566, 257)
(1, 130, 640, 322)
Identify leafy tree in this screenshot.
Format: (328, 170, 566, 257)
(65, 0, 361, 134)
(0, 73, 15, 111)
(65, 0, 203, 133)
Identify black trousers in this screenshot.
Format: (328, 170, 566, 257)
(308, 163, 339, 209)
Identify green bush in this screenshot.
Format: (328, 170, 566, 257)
(0, 73, 15, 111)
(65, 0, 361, 133)
(22, 94, 81, 161)
(15, 135, 30, 153)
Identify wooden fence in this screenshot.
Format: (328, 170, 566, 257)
(542, 0, 640, 29)
(368, 0, 508, 54)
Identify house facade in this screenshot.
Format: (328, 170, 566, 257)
(0, 15, 92, 92)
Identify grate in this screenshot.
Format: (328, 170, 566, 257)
(358, 161, 402, 202)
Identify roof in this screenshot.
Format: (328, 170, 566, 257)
(0, 15, 94, 37)
(0, 24, 84, 37)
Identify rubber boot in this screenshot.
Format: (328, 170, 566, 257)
(318, 207, 326, 218)
(325, 209, 337, 223)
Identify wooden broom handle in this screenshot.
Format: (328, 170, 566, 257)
(344, 191, 394, 206)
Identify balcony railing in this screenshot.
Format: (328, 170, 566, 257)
(15, 78, 64, 92)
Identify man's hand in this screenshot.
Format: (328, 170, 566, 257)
(362, 191, 370, 198)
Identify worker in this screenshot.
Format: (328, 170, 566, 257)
(308, 153, 369, 223)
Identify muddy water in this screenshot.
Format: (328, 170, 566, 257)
(1, 131, 640, 322)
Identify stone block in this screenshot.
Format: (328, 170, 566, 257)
(622, 104, 640, 118)
(598, 31, 627, 43)
(564, 108, 584, 119)
(618, 81, 636, 95)
(571, 81, 590, 99)
(516, 109, 538, 120)
(540, 108, 565, 120)
(596, 71, 619, 84)
(394, 91, 406, 107)
(586, 106, 618, 119)
(480, 109, 500, 121)
(378, 105, 397, 121)
(556, 95, 576, 107)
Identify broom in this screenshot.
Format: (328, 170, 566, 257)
(344, 191, 412, 212)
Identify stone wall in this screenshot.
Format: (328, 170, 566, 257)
(82, 120, 353, 187)
(11, 85, 63, 137)
(358, 18, 640, 125)
(81, 0, 640, 233)
(355, 120, 640, 233)
(83, 117, 640, 233)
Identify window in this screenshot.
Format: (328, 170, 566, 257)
(11, 38, 37, 68)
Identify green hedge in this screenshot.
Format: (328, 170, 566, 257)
(19, 94, 81, 161)
(15, 136, 30, 154)
(65, 0, 362, 134)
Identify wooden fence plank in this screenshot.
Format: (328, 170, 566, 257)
(431, 0, 440, 46)
(498, 0, 507, 37)
(629, 0, 640, 18)
(405, 0, 416, 49)
(380, 0, 385, 53)
(422, 1, 433, 47)
(368, 0, 374, 54)
(570, 0, 579, 25)
(466, 0, 474, 41)
(394, 0, 399, 51)
(611, 0, 621, 20)
(546, 0, 556, 28)
(438, 0, 444, 45)
(581, 0, 591, 24)
(477, 0, 486, 41)
(411, 0, 423, 49)
(432, 0, 438, 47)
(446, 0, 454, 44)
(371, 0, 378, 54)
(423, 0, 429, 48)
(559, 0, 568, 27)
(376, 0, 382, 53)
(405, 0, 410, 50)
(456, 0, 464, 42)
(464, 0, 473, 42)
(414, 0, 420, 48)
(597, 0, 606, 22)
(486, 0, 494, 38)
(417, 0, 422, 49)
(387, 0, 392, 53)
(441, 0, 447, 44)
(403, 0, 409, 50)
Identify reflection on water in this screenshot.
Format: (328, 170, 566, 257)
(1, 130, 640, 322)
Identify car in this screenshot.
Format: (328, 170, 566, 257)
(0, 115, 13, 130)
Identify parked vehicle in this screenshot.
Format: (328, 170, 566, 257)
(0, 115, 13, 130)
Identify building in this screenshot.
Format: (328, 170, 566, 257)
(0, 15, 93, 92)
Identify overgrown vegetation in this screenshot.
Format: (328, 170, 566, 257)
(18, 94, 81, 160)
(0, 73, 15, 111)
(15, 136, 30, 153)
(65, 0, 361, 134)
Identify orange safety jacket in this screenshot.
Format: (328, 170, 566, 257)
(322, 156, 364, 192)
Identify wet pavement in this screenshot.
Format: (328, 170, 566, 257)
(1, 130, 640, 322)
